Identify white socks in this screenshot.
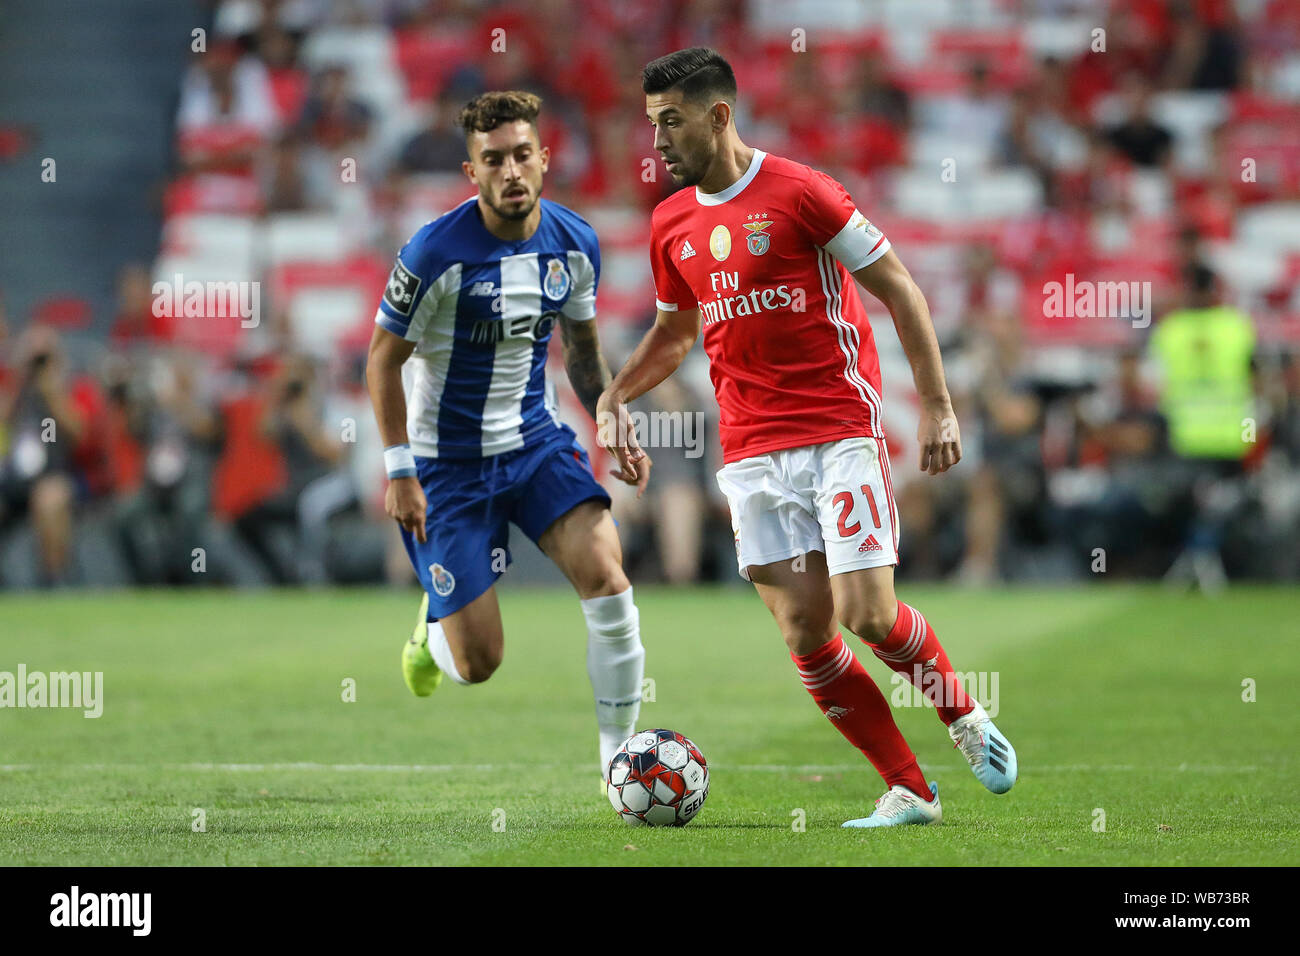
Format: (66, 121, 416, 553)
(425, 589, 645, 774)
(581, 587, 645, 771)
(426, 621, 470, 685)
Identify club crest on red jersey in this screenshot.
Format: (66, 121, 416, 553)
(743, 219, 774, 256)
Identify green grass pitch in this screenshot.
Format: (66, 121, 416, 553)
(1, 584, 1296, 866)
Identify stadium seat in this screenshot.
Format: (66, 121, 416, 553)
(263, 213, 358, 268)
(299, 26, 406, 113)
(162, 214, 258, 271)
(1237, 203, 1300, 253)
(971, 170, 1044, 219)
(1151, 91, 1229, 174)
(287, 286, 371, 359)
(1205, 240, 1286, 297)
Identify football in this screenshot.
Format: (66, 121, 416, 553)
(606, 729, 710, 827)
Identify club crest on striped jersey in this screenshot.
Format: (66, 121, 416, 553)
(429, 562, 455, 597)
(743, 218, 774, 256)
(709, 224, 732, 261)
(543, 257, 570, 299)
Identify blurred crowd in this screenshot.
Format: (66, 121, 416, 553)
(2, 0, 1299, 588)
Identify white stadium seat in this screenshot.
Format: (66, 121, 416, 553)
(263, 212, 357, 267)
(1236, 204, 1300, 253)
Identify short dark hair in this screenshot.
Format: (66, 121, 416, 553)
(1185, 261, 1217, 295)
(642, 47, 737, 104)
(457, 90, 541, 137)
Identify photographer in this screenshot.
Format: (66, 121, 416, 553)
(0, 325, 86, 585)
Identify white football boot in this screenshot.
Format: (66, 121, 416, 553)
(948, 699, 1018, 793)
(842, 782, 942, 828)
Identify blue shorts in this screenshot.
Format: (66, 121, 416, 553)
(401, 424, 611, 619)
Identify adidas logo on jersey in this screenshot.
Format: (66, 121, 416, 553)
(467, 281, 497, 296)
(858, 534, 883, 553)
(680, 240, 697, 261)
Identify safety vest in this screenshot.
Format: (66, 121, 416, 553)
(1149, 305, 1255, 460)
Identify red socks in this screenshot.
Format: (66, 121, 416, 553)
(867, 600, 974, 726)
(792, 634, 931, 799)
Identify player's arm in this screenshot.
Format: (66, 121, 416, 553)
(558, 313, 612, 422)
(366, 324, 427, 543)
(852, 249, 961, 475)
(597, 306, 701, 485)
(558, 313, 654, 498)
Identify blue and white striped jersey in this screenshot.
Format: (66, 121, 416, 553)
(374, 197, 600, 459)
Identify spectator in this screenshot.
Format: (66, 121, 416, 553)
(259, 355, 345, 582)
(1163, 0, 1244, 91)
(921, 60, 1011, 166)
(109, 263, 175, 346)
(1150, 263, 1256, 589)
(263, 136, 319, 212)
(106, 352, 220, 584)
(395, 89, 473, 175)
(0, 325, 86, 585)
(1103, 73, 1174, 169)
(293, 65, 372, 153)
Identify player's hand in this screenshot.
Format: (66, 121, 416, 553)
(386, 476, 428, 543)
(614, 448, 652, 497)
(918, 399, 962, 475)
(596, 390, 652, 498)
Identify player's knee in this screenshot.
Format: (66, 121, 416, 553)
(775, 611, 835, 655)
(842, 602, 896, 644)
(574, 557, 629, 600)
(459, 647, 503, 684)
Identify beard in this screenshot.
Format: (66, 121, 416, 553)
(485, 188, 539, 221)
(664, 146, 709, 188)
(671, 164, 705, 188)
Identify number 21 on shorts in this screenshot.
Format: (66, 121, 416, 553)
(832, 485, 882, 538)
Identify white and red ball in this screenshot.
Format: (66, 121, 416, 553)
(605, 728, 709, 827)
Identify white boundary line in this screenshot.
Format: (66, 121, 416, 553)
(0, 762, 1261, 773)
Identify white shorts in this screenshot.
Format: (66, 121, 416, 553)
(715, 436, 899, 580)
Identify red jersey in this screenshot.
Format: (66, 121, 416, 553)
(649, 150, 892, 463)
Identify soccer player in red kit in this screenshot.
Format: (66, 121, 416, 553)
(597, 48, 1018, 827)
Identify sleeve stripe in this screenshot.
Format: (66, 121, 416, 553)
(655, 299, 679, 312)
(375, 310, 410, 338)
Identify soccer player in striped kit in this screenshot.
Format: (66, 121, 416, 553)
(367, 91, 649, 775)
(600, 49, 1018, 827)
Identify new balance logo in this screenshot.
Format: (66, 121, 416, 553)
(467, 281, 497, 296)
(825, 705, 853, 720)
(680, 240, 697, 261)
(858, 534, 883, 553)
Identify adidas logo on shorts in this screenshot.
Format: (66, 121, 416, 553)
(858, 534, 883, 554)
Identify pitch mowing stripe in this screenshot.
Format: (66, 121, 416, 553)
(0, 762, 1261, 773)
